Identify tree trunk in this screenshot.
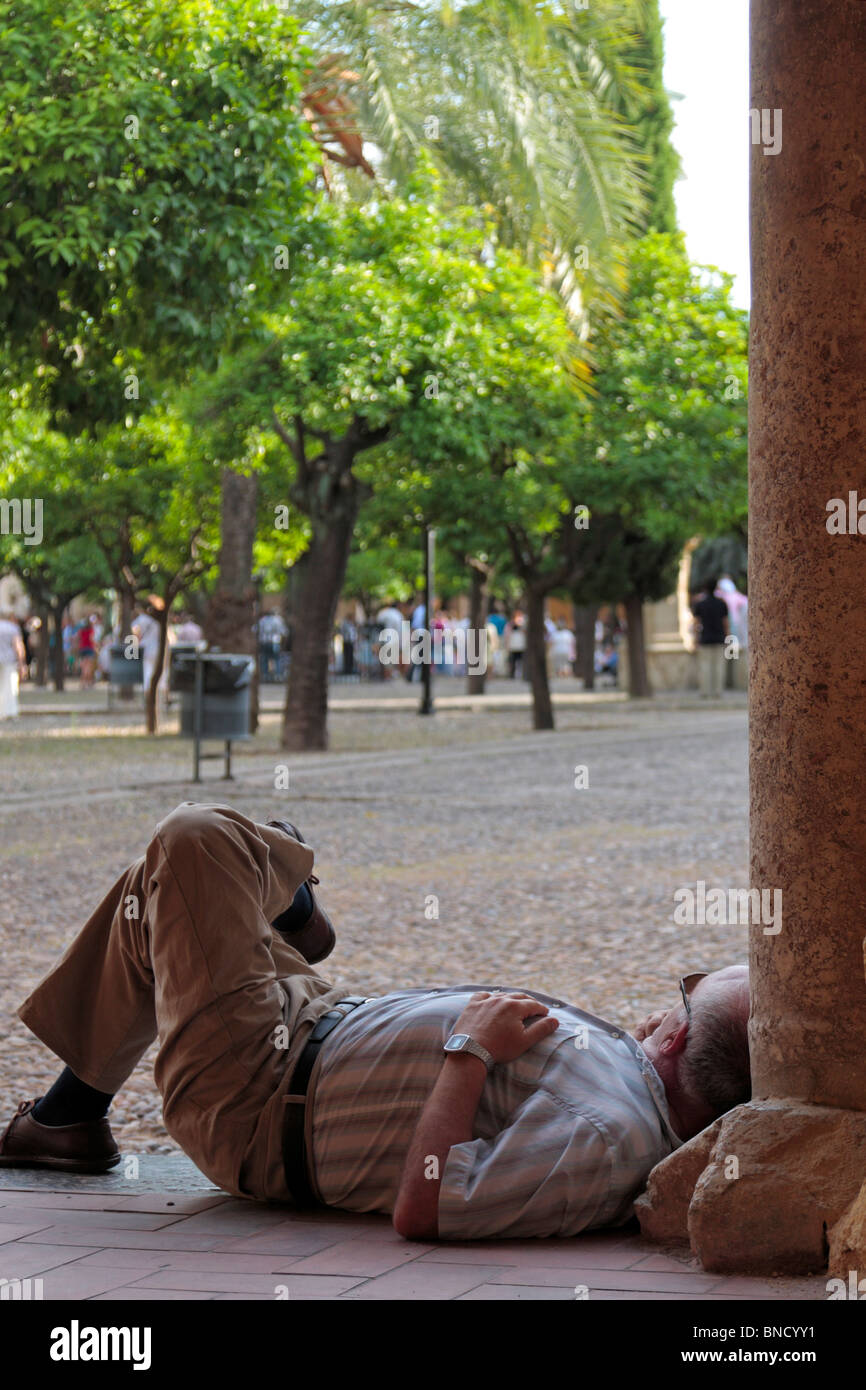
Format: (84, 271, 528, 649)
(144, 608, 170, 736)
(283, 551, 305, 630)
(466, 560, 490, 696)
(274, 415, 386, 750)
(574, 603, 596, 689)
(118, 588, 135, 701)
(281, 504, 359, 751)
(526, 588, 554, 730)
(51, 604, 65, 692)
(206, 470, 259, 733)
(625, 592, 652, 698)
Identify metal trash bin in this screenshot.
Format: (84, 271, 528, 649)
(168, 641, 207, 702)
(109, 643, 144, 687)
(171, 651, 254, 780)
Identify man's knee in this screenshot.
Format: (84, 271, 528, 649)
(155, 802, 233, 856)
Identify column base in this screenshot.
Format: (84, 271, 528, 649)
(633, 1119, 722, 1245)
(636, 1100, 866, 1275)
(828, 1177, 866, 1280)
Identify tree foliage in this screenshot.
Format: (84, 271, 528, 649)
(295, 0, 653, 315)
(0, 0, 316, 428)
(571, 233, 748, 545)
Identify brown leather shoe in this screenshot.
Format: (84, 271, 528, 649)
(267, 819, 336, 965)
(0, 1099, 121, 1173)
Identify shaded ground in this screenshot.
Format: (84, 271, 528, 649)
(1, 689, 748, 1158)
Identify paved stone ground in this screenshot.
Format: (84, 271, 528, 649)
(0, 1160, 827, 1301)
(0, 682, 816, 1301)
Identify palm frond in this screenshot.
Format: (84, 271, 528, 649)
(292, 0, 654, 317)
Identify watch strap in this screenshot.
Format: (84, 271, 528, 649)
(444, 1034, 494, 1072)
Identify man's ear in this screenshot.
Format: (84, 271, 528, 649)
(659, 1020, 689, 1057)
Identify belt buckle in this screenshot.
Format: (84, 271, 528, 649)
(336, 995, 368, 1015)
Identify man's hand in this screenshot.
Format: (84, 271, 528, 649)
(453, 991, 559, 1063)
(633, 1009, 666, 1043)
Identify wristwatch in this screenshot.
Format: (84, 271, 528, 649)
(443, 1033, 495, 1073)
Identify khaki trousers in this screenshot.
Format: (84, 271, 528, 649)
(697, 643, 726, 698)
(18, 803, 354, 1203)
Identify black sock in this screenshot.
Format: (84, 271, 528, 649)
(271, 881, 314, 938)
(32, 1067, 115, 1126)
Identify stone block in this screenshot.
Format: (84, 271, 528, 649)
(635, 1119, 722, 1244)
(688, 1101, 866, 1275)
(828, 1178, 866, 1279)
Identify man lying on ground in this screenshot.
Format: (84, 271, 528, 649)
(0, 804, 750, 1239)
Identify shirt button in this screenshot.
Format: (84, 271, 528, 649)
(610, 1030, 621, 1039)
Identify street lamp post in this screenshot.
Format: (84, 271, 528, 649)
(419, 525, 435, 716)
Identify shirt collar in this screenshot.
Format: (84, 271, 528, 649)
(630, 1039, 685, 1148)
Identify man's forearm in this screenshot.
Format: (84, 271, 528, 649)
(392, 1054, 487, 1240)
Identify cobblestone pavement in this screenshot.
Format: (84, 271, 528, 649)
(1, 691, 748, 1159)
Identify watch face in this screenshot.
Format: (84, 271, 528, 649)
(445, 1034, 470, 1051)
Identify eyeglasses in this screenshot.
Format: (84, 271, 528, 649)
(679, 972, 709, 1018)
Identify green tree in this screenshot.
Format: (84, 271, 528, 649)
(0, 404, 111, 688)
(74, 412, 220, 731)
(567, 233, 749, 696)
(568, 515, 681, 696)
(193, 189, 579, 747)
(344, 320, 586, 726)
(346, 464, 519, 694)
(1, 0, 319, 684)
(0, 0, 317, 425)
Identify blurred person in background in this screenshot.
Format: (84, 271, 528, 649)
(717, 576, 748, 650)
(487, 603, 507, 676)
(97, 627, 115, 682)
(405, 595, 427, 683)
(338, 616, 357, 676)
(175, 612, 204, 644)
(257, 610, 286, 682)
(77, 614, 99, 689)
(550, 620, 576, 677)
(596, 639, 619, 686)
(62, 618, 77, 676)
(133, 598, 172, 707)
(18, 617, 32, 681)
(24, 616, 43, 682)
(0, 608, 27, 718)
(691, 578, 730, 698)
(506, 610, 527, 679)
(432, 607, 453, 675)
(376, 601, 405, 679)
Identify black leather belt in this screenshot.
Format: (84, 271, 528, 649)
(281, 996, 371, 1209)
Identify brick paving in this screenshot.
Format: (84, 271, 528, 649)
(0, 1163, 827, 1301)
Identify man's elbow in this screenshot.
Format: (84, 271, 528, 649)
(392, 1198, 438, 1242)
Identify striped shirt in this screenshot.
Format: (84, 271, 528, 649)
(309, 985, 682, 1239)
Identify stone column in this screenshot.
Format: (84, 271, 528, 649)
(638, 0, 866, 1273)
